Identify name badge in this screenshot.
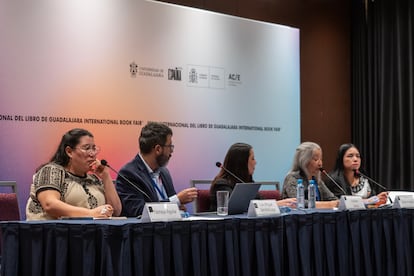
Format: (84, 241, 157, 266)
(393, 195, 414, 209)
(247, 199, 280, 217)
(338, 195, 366, 211)
(141, 202, 182, 222)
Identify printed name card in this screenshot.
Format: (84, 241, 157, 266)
(393, 195, 414, 209)
(247, 199, 280, 217)
(141, 202, 182, 222)
(338, 195, 366, 211)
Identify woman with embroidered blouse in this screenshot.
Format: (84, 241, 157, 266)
(26, 128, 121, 220)
(326, 143, 388, 204)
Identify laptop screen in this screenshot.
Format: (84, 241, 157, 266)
(228, 183, 262, 215)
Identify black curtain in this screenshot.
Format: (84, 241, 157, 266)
(351, 0, 414, 191)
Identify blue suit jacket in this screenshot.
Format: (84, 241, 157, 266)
(116, 154, 177, 217)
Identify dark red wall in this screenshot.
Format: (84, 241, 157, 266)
(159, 0, 351, 170)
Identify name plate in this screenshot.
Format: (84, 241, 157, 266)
(141, 202, 182, 222)
(338, 195, 366, 211)
(247, 199, 280, 217)
(393, 195, 414, 209)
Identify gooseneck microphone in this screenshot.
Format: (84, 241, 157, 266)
(215, 162, 245, 183)
(101, 159, 152, 201)
(353, 169, 392, 203)
(319, 168, 347, 195)
(353, 169, 388, 190)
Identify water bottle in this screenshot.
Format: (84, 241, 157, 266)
(308, 179, 316, 209)
(296, 178, 305, 209)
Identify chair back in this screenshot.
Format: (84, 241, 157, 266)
(0, 193, 20, 221)
(0, 181, 18, 194)
(0, 181, 20, 220)
(0, 182, 20, 265)
(258, 190, 282, 200)
(258, 181, 281, 200)
(190, 180, 212, 213)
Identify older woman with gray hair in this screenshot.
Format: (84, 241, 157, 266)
(282, 141, 338, 208)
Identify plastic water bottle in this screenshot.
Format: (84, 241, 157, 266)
(296, 178, 305, 209)
(308, 179, 316, 209)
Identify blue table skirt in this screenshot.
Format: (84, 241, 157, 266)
(1, 208, 414, 276)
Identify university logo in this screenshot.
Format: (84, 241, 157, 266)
(130, 62, 138, 77)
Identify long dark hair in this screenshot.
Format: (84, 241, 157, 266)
(213, 143, 253, 188)
(332, 143, 359, 174)
(50, 128, 94, 166)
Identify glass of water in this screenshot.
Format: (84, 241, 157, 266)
(216, 190, 229, 216)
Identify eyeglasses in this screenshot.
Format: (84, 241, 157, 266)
(76, 145, 100, 155)
(162, 144, 175, 150)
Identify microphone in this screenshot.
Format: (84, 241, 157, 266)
(319, 168, 347, 195)
(101, 159, 152, 201)
(353, 169, 392, 204)
(353, 169, 388, 190)
(215, 162, 245, 183)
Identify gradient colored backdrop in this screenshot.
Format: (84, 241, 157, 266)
(0, 0, 300, 217)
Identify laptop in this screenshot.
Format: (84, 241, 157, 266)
(191, 182, 262, 216)
(228, 183, 262, 215)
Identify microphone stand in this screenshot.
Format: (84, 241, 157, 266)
(102, 160, 152, 201)
(354, 169, 393, 204)
(216, 162, 245, 183)
(319, 168, 347, 195)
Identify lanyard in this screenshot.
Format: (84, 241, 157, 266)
(150, 172, 167, 200)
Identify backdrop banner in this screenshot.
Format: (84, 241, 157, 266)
(0, 0, 300, 216)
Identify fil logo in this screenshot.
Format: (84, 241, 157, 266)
(188, 68, 198, 83)
(168, 67, 182, 81)
(130, 62, 138, 77)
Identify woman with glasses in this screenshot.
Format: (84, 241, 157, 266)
(26, 128, 121, 220)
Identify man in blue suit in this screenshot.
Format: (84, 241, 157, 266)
(116, 122, 198, 217)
